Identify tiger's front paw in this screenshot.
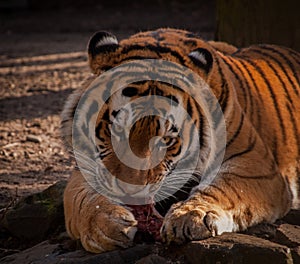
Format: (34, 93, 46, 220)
(161, 200, 236, 244)
(79, 203, 138, 253)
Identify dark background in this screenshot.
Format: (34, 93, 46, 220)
(1, 0, 299, 59)
(0, 0, 216, 57)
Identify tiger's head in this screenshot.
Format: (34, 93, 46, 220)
(62, 29, 227, 206)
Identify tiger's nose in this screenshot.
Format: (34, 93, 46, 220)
(130, 136, 161, 157)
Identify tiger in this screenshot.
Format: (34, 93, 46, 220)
(61, 28, 300, 253)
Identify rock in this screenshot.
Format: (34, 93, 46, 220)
(0, 241, 155, 264)
(2, 233, 296, 264)
(0, 248, 20, 259)
(135, 254, 168, 264)
(26, 134, 42, 143)
(65, 244, 154, 264)
(274, 224, 300, 248)
(173, 233, 293, 264)
(1, 181, 67, 245)
(0, 241, 63, 264)
(281, 210, 300, 226)
(244, 222, 277, 240)
(1, 232, 299, 264)
(291, 246, 300, 264)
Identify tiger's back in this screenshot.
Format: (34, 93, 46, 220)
(219, 45, 300, 207)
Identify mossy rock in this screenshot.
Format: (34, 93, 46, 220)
(1, 180, 67, 244)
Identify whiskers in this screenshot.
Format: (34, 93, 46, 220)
(154, 169, 201, 202)
(66, 145, 203, 207)
(71, 148, 115, 194)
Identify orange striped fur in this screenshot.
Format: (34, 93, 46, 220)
(62, 28, 300, 253)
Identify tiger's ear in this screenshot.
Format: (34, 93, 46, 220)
(188, 48, 213, 73)
(88, 31, 119, 58)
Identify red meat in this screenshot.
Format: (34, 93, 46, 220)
(126, 204, 163, 242)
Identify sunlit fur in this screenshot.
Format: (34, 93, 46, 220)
(62, 28, 300, 253)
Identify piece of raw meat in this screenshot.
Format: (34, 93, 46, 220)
(126, 203, 163, 242)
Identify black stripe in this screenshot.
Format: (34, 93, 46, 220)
(139, 88, 150, 96)
(95, 122, 105, 141)
(75, 188, 87, 214)
(155, 118, 160, 135)
(206, 184, 235, 210)
(102, 109, 110, 121)
(113, 61, 192, 90)
(222, 56, 249, 112)
(285, 47, 300, 59)
(237, 59, 263, 127)
(155, 87, 164, 96)
(214, 57, 227, 84)
(120, 55, 158, 62)
(194, 101, 205, 149)
(214, 56, 229, 86)
(121, 44, 186, 65)
(122, 87, 138, 97)
(224, 131, 256, 163)
(111, 110, 120, 118)
(218, 83, 229, 113)
(226, 111, 245, 148)
(250, 48, 297, 103)
(100, 150, 111, 159)
(236, 60, 262, 101)
(199, 112, 204, 149)
(258, 45, 300, 96)
(185, 32, 200, 38)
(186, 97, 193, 117)
(171, 145, 182, 157)
(200, 191, 220, 203)
(289, 51, 300, 66)
(243, 58, 287, 142)
(214, 57, 228, 106)
(184, 39, 197, 47)
(286, 103, 300, 158)
(98, 143, 105, 149)
(166, 94, 179, 104)
(103, 126, 110, 137)
(132, 80, 149, 85)
(159, 81, 186, 92)
(227, 57, 256, 121)
(272, 136, 279, 165)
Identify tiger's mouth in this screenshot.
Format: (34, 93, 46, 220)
(124, 174, 199, 243)
(126, 202, 164, 243)
(118, 184, 156, 202)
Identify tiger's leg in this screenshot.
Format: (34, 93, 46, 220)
(64, 169, 137, 253)
(161, 163, 292, 244)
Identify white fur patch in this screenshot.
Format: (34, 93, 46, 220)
(95, 36, 118, 47)
(214, 210, 239, 234)
(189, 51, 207, 65)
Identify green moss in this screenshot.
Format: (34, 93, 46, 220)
(37, 198, 57, 214)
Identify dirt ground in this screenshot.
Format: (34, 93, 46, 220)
(0, 1, 215, 208)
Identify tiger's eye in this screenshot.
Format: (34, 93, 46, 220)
(157, 136, 175, 148)
(122, 87, 138, 97)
